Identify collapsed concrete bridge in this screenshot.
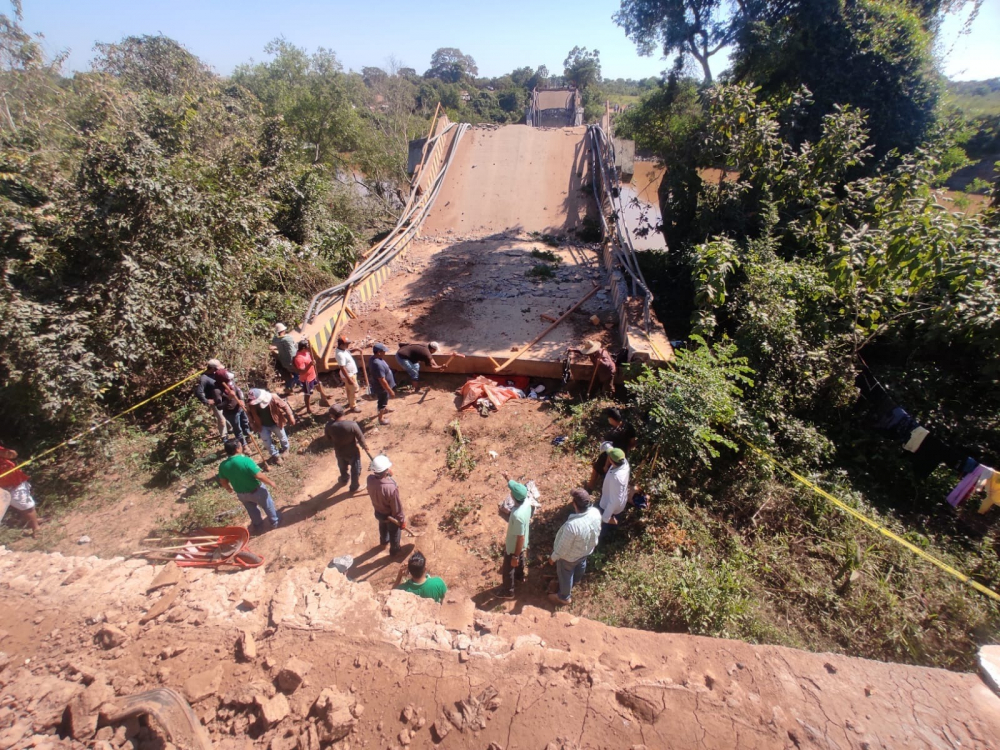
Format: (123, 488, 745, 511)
(299, 109, 671, 382)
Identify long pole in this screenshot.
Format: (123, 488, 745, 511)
(494, 285, 599, 373)
(586, 359, 600, 398)
(248, 432, 270, 472)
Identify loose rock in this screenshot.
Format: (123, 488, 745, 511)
(276, 657, 312, 693)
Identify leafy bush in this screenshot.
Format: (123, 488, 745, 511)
(627, 336, 755, 469)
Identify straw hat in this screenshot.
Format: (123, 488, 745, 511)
(579, 340, 601, 356)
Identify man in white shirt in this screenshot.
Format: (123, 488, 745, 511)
(334, 336, 362, 414)
(599, 448, 630, 542)
(547, 488, 602, 606)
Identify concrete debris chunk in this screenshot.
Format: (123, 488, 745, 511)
(237, 629, 257, 662)
(276, 657, 312, 693)
(256, 692, 290, 729)
(442, 686, 500, 733)
(310, 686, 357, 744)
(94, 626, 127, 650)
(147, 562, 182, 592)
(183, 666, 223, 704)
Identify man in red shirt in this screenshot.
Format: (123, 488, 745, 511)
(293, 340, 331, 416)
(0, 446, 40, 536)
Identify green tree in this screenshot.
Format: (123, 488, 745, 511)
(233, 39, 363, 164)
(614, 0, 738, 83)
(563, 47, 601, 90)
(731, 0, 940, 160)
(424, 47, 478, 83)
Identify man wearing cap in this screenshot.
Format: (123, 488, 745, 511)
(325, 405, 371, 492)
(334, 336, 363, 413)
(270, 323, 300, 392)
(368, 343, 396, 426)
(568, 340, 616, 395)
(586, 407, 637, 491)
(217, 439, 281, 531)
(598, 448, 630, 541)
(393, 551, 448, 603)
(547, 488, 602, 606)
(293, 340, 331, 416)
(246, 388, 296, 465)
(195, 359, 230, 441)
(366, 454, 406, 556)
(496, 472, 533, 600)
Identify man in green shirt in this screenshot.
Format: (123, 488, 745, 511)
(495, 473, 532, 600)
(217, 440, 281, 531)
(393, 551, 447, 604)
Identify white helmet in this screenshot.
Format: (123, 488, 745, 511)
(371, 454, 392, 474)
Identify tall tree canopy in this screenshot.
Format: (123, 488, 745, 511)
(731, 0, 940, 159)
(424, 47, 478, 84)
(615, 0, 740, 83)
(563, 46, 602, 90)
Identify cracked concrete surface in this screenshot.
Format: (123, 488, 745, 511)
(1, 546, 999, 749)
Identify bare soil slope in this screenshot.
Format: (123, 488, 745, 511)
(3, 544, 1000, 750)
(422, 125, 593, 236)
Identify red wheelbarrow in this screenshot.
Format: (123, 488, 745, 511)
(135, 526, 264, 568)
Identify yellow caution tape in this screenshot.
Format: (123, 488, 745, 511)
(738, 436, 1000, 604)
(1, 370, 202, 481)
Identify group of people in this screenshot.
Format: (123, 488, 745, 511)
(496, 407, 636, 606)
(204, 323, 636, 609)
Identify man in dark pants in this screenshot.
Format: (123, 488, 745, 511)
(586, 407, 637, 491)
(366, 454, 406, 555)
(194, 359, 230, 441)
(368, 342, 396, 426)
(324, 404, 371, 492)
(495, 474, 533, 600)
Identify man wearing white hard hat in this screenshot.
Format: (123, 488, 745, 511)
(366, 454, 406, 556)
(269, 323, 300, 393)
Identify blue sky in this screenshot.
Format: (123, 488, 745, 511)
(20, 0, 1000, 82)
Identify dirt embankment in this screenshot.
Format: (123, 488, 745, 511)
(3, 543, 1000, 750)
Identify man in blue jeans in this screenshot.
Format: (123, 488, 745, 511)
(324, 404, 372, 492)
(547, 488, 602, 606)
(217, 440, 281, 532)
(368, 343, 396, 426)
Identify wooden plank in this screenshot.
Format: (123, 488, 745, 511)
(494, 285, 599, 373)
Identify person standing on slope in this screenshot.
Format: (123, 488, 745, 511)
(598, 448, 630, 542)
(366, 454, 406, 556)
(546, 488, 602, 606)
(293, 339, 331, 416)
(217, 440, 281, 532)
(325, 404, 371, 492)
(194, 359, 230, 441)
(334, 336, 363, 414)
(368, 343, 396, 426)
(269, 323, 300, 393)
(495, 472, 533, 600)
(246, 388, 296, 466)
(0, 445, 40, 536)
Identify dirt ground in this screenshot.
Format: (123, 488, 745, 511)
(7, 371, 604, 616)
